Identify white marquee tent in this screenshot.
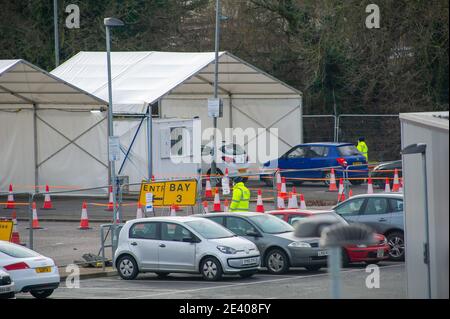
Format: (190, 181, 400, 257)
(0, 59, 109, 194)
(51, 51, 303, 183)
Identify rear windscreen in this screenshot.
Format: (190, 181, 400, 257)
(0, 242, 40, 258)
(338, 145, 361, 156)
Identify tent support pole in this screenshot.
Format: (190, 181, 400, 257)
(299, 95, 303, 144)
(147, 105, 153, 181)
(229, 94, 233, 128)
(33, 103, 39, 193)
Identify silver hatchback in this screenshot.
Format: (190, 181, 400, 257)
(114, 216, 260, 281)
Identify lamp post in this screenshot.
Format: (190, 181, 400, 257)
(401, 143, 431, 299)
(104, 17, 124, 253)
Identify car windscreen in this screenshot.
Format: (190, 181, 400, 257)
(248, 214, 294, 234)
(221, 144, 246, 156)
(338, 145, 361, 156)
(186, 219, 236, 239)
(0, 241, 40, 258)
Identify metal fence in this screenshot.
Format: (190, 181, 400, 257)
(303, 114, 400, 162)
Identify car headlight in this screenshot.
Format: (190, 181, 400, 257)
(217, 245, 238, 254)
(288, 242, 312, 248)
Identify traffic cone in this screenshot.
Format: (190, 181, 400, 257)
(328, 169, 338, 192)
(170, 205, 177, 217)
(106, 185, 114, 211)
(288, 187, 299, 209)
(136, 201, 144, 219)
(367, 177, 374, 194)
(79, 201, 91, 230)
(256, 189, 265, 213)
(5, 184, 15, 209)
(223, 199, 229, 212)
(392, 169, 400, 192)
(10, 211, 22, 245)
(213, 187, 222, 212)
(276, 171, 282, 191)
(299, 194, 307, 209)
(42, 184, 53, 209)
(349, 188, 354, 198)
(280, 177, 287, 199)
(399, 178, 404, 193)
(337, 179, 346, 202)
(277, 192, 285, 210)
(31, 202, 42, 229)
(202, 201, 209, 214)
(384, 178, 391, 193)
(205, 176, 213, 198)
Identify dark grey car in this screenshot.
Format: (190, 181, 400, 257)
(200, 212, 328, 274)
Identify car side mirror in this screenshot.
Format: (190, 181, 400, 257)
(245, 230, 261, 237)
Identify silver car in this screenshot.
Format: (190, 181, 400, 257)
(114, 216, 260, 281)
(201, 213, 328, 274)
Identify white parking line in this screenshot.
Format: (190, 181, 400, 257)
(126, 264, 403, 299)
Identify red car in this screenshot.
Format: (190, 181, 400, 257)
(267, 209, 390, 266)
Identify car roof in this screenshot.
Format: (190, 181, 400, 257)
(340, 193, 404, 200)
(200, 212, 265, 218)
(267, 209, 334, 215)
(296, 142, 354, 147)
(129, 216, 205, 223)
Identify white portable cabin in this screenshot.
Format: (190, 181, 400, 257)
(0, 59, 109, 195)
(51, 51, 304, 178)
(400, 111, 449, 299)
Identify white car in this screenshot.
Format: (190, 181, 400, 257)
(114, 216, 261, 281)
(0, 269, 14, 299)
(202, 142, 250, 179)
(0, 241, 60, 299)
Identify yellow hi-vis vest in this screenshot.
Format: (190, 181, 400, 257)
(357, 141, 369, 162)
(230, 182, 250, 212)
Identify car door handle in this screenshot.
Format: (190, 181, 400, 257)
(378, 218, 387, 222)
(131, 242, 138, 246)
(159, 244, 166, 248)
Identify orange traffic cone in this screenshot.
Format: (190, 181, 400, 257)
(5, 184, 15, 209)
(367, 177, 374, 194)
(288, 187, 299, 209)
(392, 169, 400, 192)
(223, 199, 230, 212)
(213, 187, 222, 212)
(136, 201, 144, 219)
(300, 194, 307, 210)
(10, 211, 22, 245)
(170, 205, 177, 217)
(79, 202, 91, 230)
(399, 178, 404, 193)
(256, 189, 265, 213)
(276, 171, 282, 191)
(328, 169, 338, 192)
(384, 178, 391, 193)
(202, 201, 209, 214)
(349, 188, 354, 198)
(338, 179, 346, 202)
(280, 177, 287, 199)
(42, 184, 53, 209)
(277, 192, 285, 210)
(106, 185, 114, 211)
(31, 202, 42, 229)
(205, 176, 213, 198)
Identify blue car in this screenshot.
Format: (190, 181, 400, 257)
(261, 143, 368, 186)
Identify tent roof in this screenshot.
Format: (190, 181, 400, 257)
(0, 59, 107, 109)
(51, 51, 302, 114)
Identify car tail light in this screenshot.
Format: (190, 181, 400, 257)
(222, 156, 234, 163)
(4, 262, 30, 271)
(337, 158, 348, 167)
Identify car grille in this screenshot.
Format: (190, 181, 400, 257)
(0, 276, 12, 286)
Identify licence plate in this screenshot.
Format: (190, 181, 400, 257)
(36, 266, 51, 273)
(353, 162, 363, 166)
(318, 250, 329, 257)
(242, 257, 257, 265)
(0, 286, 13, 293)
(377, 249, 385, 258)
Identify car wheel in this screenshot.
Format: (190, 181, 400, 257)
(155, 272, 170, 278)
(30, 289, 54, 299)
(324, 172, 340, 187)
(201, 257, 223, 281)
(117, 255, 139, 280)
(305, 265, 322, 272)
(386, 231, 405, 261)
(265, 248, 289, 274)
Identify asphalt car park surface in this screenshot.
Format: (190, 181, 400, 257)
(14, 262, 405, 299)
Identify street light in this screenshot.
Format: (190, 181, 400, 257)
(104, 17, 124, 253)
(401, 143, 431, 299)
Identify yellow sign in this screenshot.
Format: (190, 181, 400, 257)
(139, 180, 198, 207)
(0, 220, 13, 241)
